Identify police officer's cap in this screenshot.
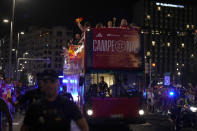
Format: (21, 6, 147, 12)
(42, 69, 59, 81)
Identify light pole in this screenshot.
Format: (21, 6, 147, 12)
(8, 0, 16, 78)
(16, 32, 24, 81)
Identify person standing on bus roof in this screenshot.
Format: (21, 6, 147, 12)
(107, 21, 113, 28)
(120, 19, 129, 29)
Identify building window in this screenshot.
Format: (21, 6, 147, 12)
(147, 51, 151, 56)
(55, 57, 58, 62)
(48, 51, 52, 55)
(167, 42, 171, 47)
(59, 58, 62, 62)
(157, 6, 161, 11)
(67, 32, 72, 36)
(152, 41, 156, 46)
(48, 64, 51, 68)
(49, 31, 52, 35)
(57, 31, 62, 37)
(147, 15, 151, 20)
(181, 43, 184, 48)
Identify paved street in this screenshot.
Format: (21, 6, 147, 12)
(3, 112, 80, 131)
(3, 112, 176, 131)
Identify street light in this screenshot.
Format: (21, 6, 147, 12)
(3, 19, 9, 23)
(8, 0, 16, 78)
(16, 31, 25, 80)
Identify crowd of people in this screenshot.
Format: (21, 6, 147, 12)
(145, 84, 197, 115)
(0, 70, 89, 131)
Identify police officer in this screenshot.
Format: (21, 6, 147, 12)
(21, 70, 89, 131)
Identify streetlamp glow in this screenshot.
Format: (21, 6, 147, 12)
(167, 42, 171, 47)
(3, 19, 9, 23)
(20, 32, 24, 35)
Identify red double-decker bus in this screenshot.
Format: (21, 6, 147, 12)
(62, 28, 145, 127)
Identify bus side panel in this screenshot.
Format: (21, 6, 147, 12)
(92, 97, 139, 118)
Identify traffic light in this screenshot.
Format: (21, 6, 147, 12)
(152, 63, 156, 67)
(151, 63, 156, 76)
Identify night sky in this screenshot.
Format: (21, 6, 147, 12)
(0, 0, 196, 35)
(0, 0, 137, 35)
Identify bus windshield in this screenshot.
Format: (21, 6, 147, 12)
(84, 73, 140, 99)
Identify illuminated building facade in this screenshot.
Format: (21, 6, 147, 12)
(19, 26, 73, 77)
(133, 0, 196, 81)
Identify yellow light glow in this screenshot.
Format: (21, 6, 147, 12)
(3, 19, 9, 23)
(181, 43, 184, 48)
(157, 6, 161, 11)
(167, 42, 171, 47)
(147, 15, 151, 20)
(147, 51, 151, 56)
(152, 63, 156, 67)
(152, 41, 156, 46)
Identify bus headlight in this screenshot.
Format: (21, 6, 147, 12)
(190, 106, 197, 112)
(87, 109, 93, 116)
(139, 109, 145, 116)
